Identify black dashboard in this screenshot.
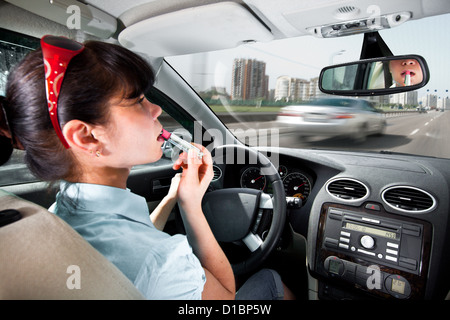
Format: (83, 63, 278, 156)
(210, 146, 450, 300)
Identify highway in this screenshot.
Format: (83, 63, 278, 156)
(228, 110, 450, 159)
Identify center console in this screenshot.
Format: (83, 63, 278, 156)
(311, 202, 431, 299)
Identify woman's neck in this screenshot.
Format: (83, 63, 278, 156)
(68, 166, 131, 189)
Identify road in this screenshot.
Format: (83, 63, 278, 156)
(228, 110, 450, 159)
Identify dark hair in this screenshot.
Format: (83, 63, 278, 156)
(0, 40, 155, 181)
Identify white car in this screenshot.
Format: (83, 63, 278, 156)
(276, 97, 386, 142)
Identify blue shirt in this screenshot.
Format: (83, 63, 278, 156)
(49, 181, 205, 299)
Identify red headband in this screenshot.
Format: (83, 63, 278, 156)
(41, 35, 84, 149)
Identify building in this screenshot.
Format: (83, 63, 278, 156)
(390, 91, 418, 107)
(231, 58, 268, 100)
(274, 76, 310, 102)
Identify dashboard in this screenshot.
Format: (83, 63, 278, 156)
(209, 146, 450, 300)
(221, 163, 315, 203)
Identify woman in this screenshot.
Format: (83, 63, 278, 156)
(0, 36, 290, 300)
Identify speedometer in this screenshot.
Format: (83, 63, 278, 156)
(283, 172, 311, 201)
(240, 167, 266, 190)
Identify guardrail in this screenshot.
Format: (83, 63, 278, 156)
(382, 110, 419, 117)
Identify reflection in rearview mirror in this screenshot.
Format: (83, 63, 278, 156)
(319, 55, 429, 96)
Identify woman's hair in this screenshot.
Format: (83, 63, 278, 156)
(0, 40, 155, 181)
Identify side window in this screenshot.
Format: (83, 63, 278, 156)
(0, 29, 38, 95)
(0, 29, 39, 187)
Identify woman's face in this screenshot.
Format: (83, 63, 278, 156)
(389, 59, 423, 86)
(100, 95, 164, 168)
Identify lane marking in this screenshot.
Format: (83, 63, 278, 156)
(410, 129, 419, 135)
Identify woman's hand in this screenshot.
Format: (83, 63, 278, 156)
(166, 172, 181, 200)
(172, 144, 213, 212)
(149, 172, 181, 230)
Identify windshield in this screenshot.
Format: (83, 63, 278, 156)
(166, 13, 450, 159)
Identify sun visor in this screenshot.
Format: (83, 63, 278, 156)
(118, 2, 274, 57)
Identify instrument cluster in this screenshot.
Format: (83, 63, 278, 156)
(239, 165, 314, 203)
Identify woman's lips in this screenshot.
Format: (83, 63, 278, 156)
(401, 70, 416, 76)
(156, 126, 165, 142)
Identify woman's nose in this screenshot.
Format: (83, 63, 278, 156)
(141, 97, 162, 120)
(150, 101, 162, 120)
(402, 60, 416, 66)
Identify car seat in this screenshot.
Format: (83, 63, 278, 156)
(0, 189, 144, 299)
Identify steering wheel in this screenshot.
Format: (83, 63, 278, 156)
(201, 144, 286, 276)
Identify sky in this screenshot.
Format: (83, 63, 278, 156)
(167, 13, 450, 100)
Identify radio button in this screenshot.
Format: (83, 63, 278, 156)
(386, 248, 398, 256)
(360, 235, 375, 249)
(339, 237, 350, 243)
(386, 255, 398, 262)
(387, 242, 399, 249)
(340, 231, 351, 237)
(357, 248, 376, 256)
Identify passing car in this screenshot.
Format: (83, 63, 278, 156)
(276, 98, 386, 142)
(1, 0, 450, 303)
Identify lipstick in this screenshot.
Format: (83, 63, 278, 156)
(160, 128, 203, 158)
(404, 70, 411, 86)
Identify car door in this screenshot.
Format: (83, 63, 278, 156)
(359, 100, 385, 134)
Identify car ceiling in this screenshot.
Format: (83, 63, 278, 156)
(4, 0, 450, 57)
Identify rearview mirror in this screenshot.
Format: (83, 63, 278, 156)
(319, 55, 429, 96)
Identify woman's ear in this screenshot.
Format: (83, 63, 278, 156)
(63, 120, 102, 153)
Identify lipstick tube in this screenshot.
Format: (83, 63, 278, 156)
(404, 71, 411, 86)
(160, 129, 204, 158)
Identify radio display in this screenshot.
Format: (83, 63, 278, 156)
(344, 222, 398, 240)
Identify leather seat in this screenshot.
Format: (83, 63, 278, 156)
(0, 189, 144, 299)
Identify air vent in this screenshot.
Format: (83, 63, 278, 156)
(334, 6, 360, 20)
(382, 186, 436, 213)
(212, 165, 222, 181)
(326, 178, 368, 201)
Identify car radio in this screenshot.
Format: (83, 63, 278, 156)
(314, 203, 431, 299)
